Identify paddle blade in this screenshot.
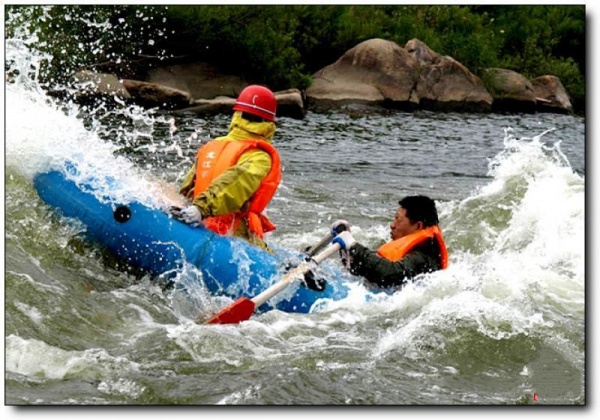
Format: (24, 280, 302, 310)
(205, 297, 256, 325)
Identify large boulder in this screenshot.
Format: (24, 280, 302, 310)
(66, 70, 193, 110)
(482, 68, 537, 113)
(144, 62, 306, 119)
(305, 38, 420, 111)
(175, 88, 305, 120)
(530, 75, 573, 114)
(273, 88, 306, 119)
(61, 66, 306, 118)
(145, 62, 247, 100)
(122, 79, 192, 110)
(306, 38, 493, 113)
(405, 39, 492, 112)
(69, 70, 131, 104)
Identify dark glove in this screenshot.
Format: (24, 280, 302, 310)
(303, 269, 327, 292)
(283, 258, 328, 292)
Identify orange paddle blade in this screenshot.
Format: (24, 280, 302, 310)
(205, 297, 256, 325)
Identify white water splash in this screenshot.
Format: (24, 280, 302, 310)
(5, 21, 181, 210)
(6, 334, 141, 380)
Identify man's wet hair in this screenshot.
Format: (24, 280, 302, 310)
(399, 195, 439, 227)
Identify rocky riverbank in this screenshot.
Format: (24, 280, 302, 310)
(47, 37, 574, 119)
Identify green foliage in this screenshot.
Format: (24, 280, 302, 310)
(5, 5, 167, 87)
(335, 6, 394, 47)
(164, 4, 584, 102)
(481, 5, 585, 102)
(165, 5, 307, 89)
(6, 4, 585, 107)
(388, 6, 504, 72)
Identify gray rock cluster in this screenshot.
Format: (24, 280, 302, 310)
(59, 38, 574, 119)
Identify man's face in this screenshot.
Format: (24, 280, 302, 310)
(390, 207, 422, 240)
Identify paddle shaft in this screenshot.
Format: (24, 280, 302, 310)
(304, 223, 348, 258)
(204, 240, 342, 324)
(250, 242, 341, 308)
(304, 232, 334, 257)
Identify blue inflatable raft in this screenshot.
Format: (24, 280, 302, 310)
(33, 168, 350, 315)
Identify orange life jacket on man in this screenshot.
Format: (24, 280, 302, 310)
(376, 225, 449, 269)
(192, 139, 281, 239)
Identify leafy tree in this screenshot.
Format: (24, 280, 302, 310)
(166, 5, 309, 89)
(476, 5, 584, 101)
(5, 4, 586, 109)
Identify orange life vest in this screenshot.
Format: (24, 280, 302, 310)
(376, 225, 448, 269)
(192, 139, 281, 238)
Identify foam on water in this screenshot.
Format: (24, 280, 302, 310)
(4, 6, 585, 404)
(6, 13, 584, 341)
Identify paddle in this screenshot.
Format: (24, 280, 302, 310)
(304, 231, 334, 257)
(303, 221, 347, 257)
(204, 242, 341, 325)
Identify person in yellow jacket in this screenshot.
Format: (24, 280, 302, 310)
(170, 85, 281, 251)
(331, 195, 448, 290)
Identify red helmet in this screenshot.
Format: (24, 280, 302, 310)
(233, 85, 277, 122)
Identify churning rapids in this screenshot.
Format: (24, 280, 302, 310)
(4, 7, 586, 407)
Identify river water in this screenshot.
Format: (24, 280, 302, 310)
(4, 8, 586, 411)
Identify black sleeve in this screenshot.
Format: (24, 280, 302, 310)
(347, 240, 441, 289)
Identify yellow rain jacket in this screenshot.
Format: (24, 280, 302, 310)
(179, 111, 279, 250)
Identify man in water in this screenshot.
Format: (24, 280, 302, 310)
(171, 85, 280, 251)
(331, 195, 448, 289)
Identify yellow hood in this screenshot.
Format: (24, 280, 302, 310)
(218, 111, 276, 143)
